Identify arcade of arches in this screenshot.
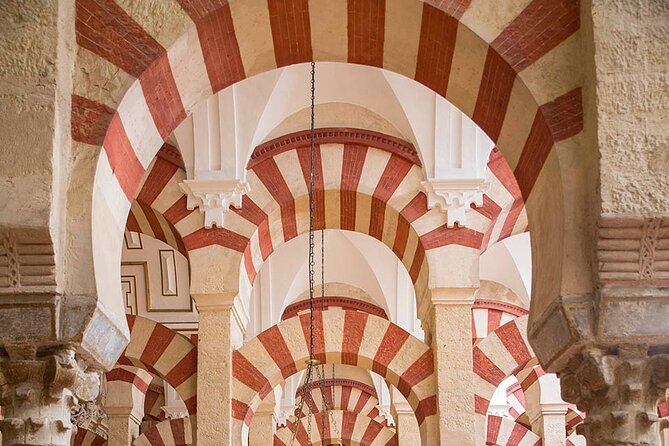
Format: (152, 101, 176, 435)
(0, 0, 668, 445)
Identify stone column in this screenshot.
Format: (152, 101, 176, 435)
(192, 293, 247, 446)
(391, 388, 420, 446)
(559, 346, 669, 446)
(525, 373, 569, 446)
(0, 347, 100, 446)
(421, 288, 476, 445)
(248, 402, 276, 446)
(105, 367, 152, 446)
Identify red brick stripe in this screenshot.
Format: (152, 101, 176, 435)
(415, 395, 437, 424)
(103, 113, 145, 200)
(268, 0, 313, 67)
(473, 48, 516, 141)
(361, 421, 383, 445)
(475, 394, 490, 415)
(196, 4, 246, 92)
(296, 146, 325, 230)
(183, 227, 249, 252)
(139, 53, 187, 139)
(420, 225, 484, 250)
(473, 346, 506, 385)
(257, 325, 299, 379)
(424, 0, 472, 19)
(398, 350, 434, 395)
(139, 202, 167, 243)
(71, 95, 115, 145)
(514, 88, 583, 199)
(508, 422, 531, 444)
(340, 144, 367, 230)
(299, 311, 326, 363)
(348, 0, 386, 67)
(232, 350, 268, 394)
(76, 0, 164, 77)
(176, 0, 228, 21)
(105, 367, 150, 393)
(137, 158, 179, 205)
(140, 324, 177, 370)
(496, 322, 532, 367)
(486, 415, 503, 443)
(370, 155, 413, 239)
(253, 158, 298, 241)
(372, 324, 410, 377)
(492, 0, 580, 71)
(408, 243, 426, 283)
(164, 196, 194, 224)
(165, 348, 198, 387)
(341, 311, 368, 365)
(170, 418, 186, 445)
(415, 4, 459, 96)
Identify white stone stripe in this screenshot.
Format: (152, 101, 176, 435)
(116, 80, 163, 169)
(167, 26, 213, 115)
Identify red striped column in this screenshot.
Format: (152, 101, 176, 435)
(192, 292, 248, 446)
(421, 288, 477, 445)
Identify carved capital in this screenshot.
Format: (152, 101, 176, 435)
(559, 346, 669, 445)
(179, 179, 251, 228)
(421, 179, 489, 228)
(0, 348, 101, 446)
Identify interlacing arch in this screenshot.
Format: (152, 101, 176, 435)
(295, 378, 383, 421)
(232, 309, 437, 444)
(486, 415, 541, 446)
(118, 315, 198, 415)
(75, 0, 583, 335)
(71, 428, 106, 446)
(133, 418, 193, 446)
(473, 316, 534, 419)
(273, 410, 397, 446)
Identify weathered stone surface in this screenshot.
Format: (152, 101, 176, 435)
(0, 349, 100, 446)
(560, 346, 669, 446)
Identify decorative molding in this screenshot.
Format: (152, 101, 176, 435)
(124, 230, 143, 250)
(179, 179, 250, 229)
(295, 378, 377, 399)
(598, 216, 669, 284)
(159, 249, 178, 296)
(72, 400, 108, 439)
(120, 275, 138, 315)
(156, 142, 185, 169)
(0, 229, 56, 291)
(421, 178, 489, 228)
(281, 296, 388, 320)
(473, 299, 529, 317)
(249, 127, 421, 169)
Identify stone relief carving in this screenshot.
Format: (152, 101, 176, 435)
(559, 346, 669, 445)
(0, 348, 101, 446)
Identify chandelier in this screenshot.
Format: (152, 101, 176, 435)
(287, 62, 341, 446)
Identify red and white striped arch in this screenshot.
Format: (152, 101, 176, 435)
(274, 410, 397, 446)
(133, 418, 192, 446)
(486, 415, 541, 446)
(473, 316, 534, 418)
(232, 309, 437, 444)
(74, 0, 583, 331)
(295, 378, 385, 423)
(118, 315, 197, 415)
(126, 201, 187, 257)
(471, 299, 529, 344)
(505, 382, 528, 421)
(144, 385, 167, 421)
(71, 428, 106, 446)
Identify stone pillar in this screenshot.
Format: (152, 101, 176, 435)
(525, 373, 569, 446)
(559, 346, 669, 446)
(192, 293, 247, 446)
(421, 288, 476, 445)
(391, 388, 420, 446)
(0, 348, 100, 446)
(105, 367, 152, 446)
(248, 402, 275, 446)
